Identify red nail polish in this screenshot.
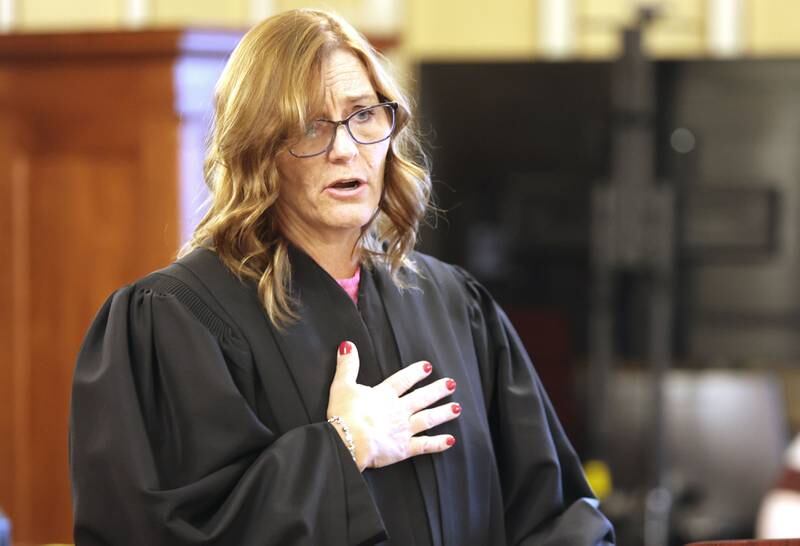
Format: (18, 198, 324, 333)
(446, 436, 456, 447)
(423, 362, 433, 373)
(338, 341, 351, 355)
(451, 403, 461, 414)
(446, 379, 457, 391)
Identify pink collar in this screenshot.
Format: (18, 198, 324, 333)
(336, 267, 360, 304)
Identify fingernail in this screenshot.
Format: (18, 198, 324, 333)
(423, 362, 433, 373)
(338, 341, 351, 355)
(446, 436, 456, 447)
(446, 379, 457, 391)
(451, 403, 461, 414)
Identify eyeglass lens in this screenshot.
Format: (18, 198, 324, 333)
(290, 104, 395, 157)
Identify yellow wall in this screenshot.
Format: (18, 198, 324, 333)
(406, 0, 538, 60)
(747, 0, 800, 55)
(18, 0, 123, 29)
(151, 0, 249, 27)
(278, 0, 363, 23)
(9, 0, 800, 59)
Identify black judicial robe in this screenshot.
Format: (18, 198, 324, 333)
(69, 247, 614, 546)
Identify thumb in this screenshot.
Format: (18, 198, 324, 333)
(332, 340, 360, 385)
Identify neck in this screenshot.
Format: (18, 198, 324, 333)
(299, 238, 360, 279)
(283, 227, 361, 279)
(276, 203, 364, 278)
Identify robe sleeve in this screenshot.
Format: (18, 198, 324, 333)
(456, 268, 615, 546)
(69, 284, 386, 546)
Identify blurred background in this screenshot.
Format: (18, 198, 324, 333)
(2, 0, 800, 545)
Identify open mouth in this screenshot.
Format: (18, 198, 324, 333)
(328, 179, 363, 191)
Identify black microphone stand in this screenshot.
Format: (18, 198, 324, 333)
(588, 6, 675, 546)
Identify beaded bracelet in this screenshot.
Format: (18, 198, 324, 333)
(327, 415, 357, 463)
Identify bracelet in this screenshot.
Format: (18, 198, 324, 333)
(327, 416, 357, 463)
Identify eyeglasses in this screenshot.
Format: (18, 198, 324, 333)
(288, 102, 398, 158)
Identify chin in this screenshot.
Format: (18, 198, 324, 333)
(326, 206, 378, 230)
(329, 216, 374, 232)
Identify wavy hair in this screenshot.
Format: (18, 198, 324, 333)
(181, 9, 431, 327)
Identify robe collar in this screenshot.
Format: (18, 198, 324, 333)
(263, 245, 386, 423)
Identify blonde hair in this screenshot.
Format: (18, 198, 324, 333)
(181, 9, 431, 327)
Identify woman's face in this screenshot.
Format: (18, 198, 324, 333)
(276, 48, 389, 248)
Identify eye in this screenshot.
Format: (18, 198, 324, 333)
(352, 108, 375, 123)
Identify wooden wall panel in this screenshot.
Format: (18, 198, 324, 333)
(0, 113, 31, 541)
(0, 116, 15, 528)
(27, 156, 145, 539)
(0, 29, 239, 544)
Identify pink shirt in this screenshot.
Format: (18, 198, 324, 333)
(336, 267, 360, 305)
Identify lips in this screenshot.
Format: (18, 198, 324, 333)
(323, 177, 369, 199)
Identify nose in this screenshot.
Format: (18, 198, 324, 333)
(327, 123, 358, 162)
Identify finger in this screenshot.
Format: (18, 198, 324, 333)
(408, 434, 456, 457)
(376, 360, 433, 397)
(409, 402, 462, 435)
(331, 341, 360, 386)
(402, 377, 457, 414)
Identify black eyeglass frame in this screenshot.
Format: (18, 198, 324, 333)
(288, 101, 399, 159)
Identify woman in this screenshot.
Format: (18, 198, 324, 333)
(70, 9, 614, 546)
